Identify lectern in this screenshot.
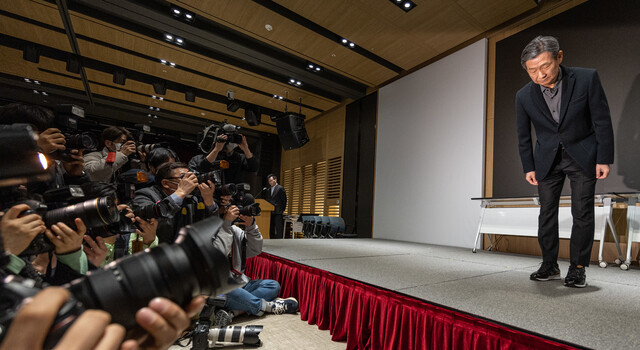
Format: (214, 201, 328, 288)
(254, 199, 274, 239)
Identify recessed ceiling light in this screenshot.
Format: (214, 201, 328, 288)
(173, 8, 181, 15)
(33, 90, 39, 94)
(169, 62, 176, 67)
(24, 78, 31, 83)
(349, 42, 355, 48)
(201, 112, 205, 116)
(341, 38, 348, 44)
(308, 64, 314, 69)
(41, 92, 48, 96)
(34, 80, 40, 85)
(185, 13, 193, 20)
(404, 2, 411, 8)
(165, 34, 173, 41)
(160, 59, 167, 64)
(315, 67, 321, 71)
(175, 38, 184, 44)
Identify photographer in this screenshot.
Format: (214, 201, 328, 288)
(0, 287, 206, 350)
(210, 197, 298, 327)
(189, 132, 258, 185)
(133, 162, 217, 244)
(0, 103, 90, 191)
(84, 126, 136, 183)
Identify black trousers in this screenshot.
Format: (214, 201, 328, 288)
(537, 148, 597, 266)
(270, 213, 284, 239)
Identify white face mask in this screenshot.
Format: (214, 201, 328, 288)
(226, 143, 238, 151)
(114, 143, 123, 151)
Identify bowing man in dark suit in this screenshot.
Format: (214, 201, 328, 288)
(516, 36, 614, 288)
(265, 174, 287, 239)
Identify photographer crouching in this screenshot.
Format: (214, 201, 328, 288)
(209, 193, 299, 328)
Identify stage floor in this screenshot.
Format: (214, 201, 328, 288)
(262, 238, 640, 350)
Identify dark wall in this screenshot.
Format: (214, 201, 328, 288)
(343, 92, 377, 238)
(493, 0, 640, 197)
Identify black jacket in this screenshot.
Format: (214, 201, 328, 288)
(189, 151, 258, 185)
(265, 184, 287, 215)
(516, 66, 614, 180)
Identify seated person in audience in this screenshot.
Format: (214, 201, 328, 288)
(189, 133, 258, 185)
(133, 162, 217, 244)
(210, 195, 299, 327)
(84, 126, 136, 183)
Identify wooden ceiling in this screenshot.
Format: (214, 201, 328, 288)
(0, 0, 537, 138)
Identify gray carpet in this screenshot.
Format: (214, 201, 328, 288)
(263, 238, 640, 350)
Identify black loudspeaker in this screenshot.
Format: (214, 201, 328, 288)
(185, 90, 195, 102)
(23, 44, 40, 63)
(275, 113, 309, 150)
(66, 56, 81, 74)
(244, 105, 261, 126)
(226, 100, 240, 112)
(152, 80, 166, 94)
(113, 70, 127, 85)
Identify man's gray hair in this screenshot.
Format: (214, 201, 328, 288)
(520, 35, 560, 69)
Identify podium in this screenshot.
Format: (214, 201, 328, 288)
(255, 199, 274, 239)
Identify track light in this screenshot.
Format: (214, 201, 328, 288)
(152, 80, 166, 95)
(226, 100, 240, 112)
(185, 90, 195, 102)
(23, 44, 40, 63)
(306, 62, 322, 73)
(113, 69, 126, 85)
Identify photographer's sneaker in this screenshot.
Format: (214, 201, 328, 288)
(213, 309, 233, 327)
(564, 265, 587, 288)
(530, 262, 561, 281)
(267, 297, 299, 315)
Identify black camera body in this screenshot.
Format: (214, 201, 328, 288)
(215, 123, 242, 144)
(51, 105, 98, 160)
(15, 185, 120, 256)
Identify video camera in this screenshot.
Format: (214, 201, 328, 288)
(51, 105, 98, 160)
(0, 217, 241, 349)
(198, 122, 242, 153)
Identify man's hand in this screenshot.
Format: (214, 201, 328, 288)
(136, 217, 158, 245)
(198, 180, 215, 207)
(238, 134, 252, 157)
(224, 205, 240, 222)
(83, 235, 108, 267)
(596, 164, 610, 179)
(0, 287, 125, 350)
(120, 296, 205, 350)
(0, 204, 46, 255)
(206, 135, 227, 163)
(120, 140, 137, 157)
(525, 171, 538, 186)
(61, 149, 85, 176)
(239, 214, 254, 227)
(174, 172, 198, 198)
(37, 128, 66, 154)
(44, 218, 87, 255)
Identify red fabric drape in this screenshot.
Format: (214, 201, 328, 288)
(246, 253, 578, 350)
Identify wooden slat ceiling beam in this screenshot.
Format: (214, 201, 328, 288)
(0, 0, 541, 139)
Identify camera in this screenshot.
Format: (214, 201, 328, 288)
(0, 124, 50, 187)
(137, 141, 169, 154)
(0, 217, 241, 349)
(51, 105, 98, 159)
(18, 194, 120, 256)
(215, 123, 242, 144)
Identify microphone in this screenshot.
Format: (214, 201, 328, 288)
(255, 187, 268, 199)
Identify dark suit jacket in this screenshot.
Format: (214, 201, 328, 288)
(265, 184, 287, 214)
(516, 66, 614, 180)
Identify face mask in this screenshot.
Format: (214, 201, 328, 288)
(226, 143, 238, 151)
(114, 143, 122, 151)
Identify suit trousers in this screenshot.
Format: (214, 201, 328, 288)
(270, 213, 284, 239)
(537, 148, 597, 266)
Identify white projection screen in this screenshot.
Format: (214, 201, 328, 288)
(374, 39, 487, 248)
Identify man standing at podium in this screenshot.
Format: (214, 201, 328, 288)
(265, 174, 287, 239)
(516, 36, 614, 288)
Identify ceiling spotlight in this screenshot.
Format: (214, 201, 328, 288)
(160, 59, 167, 64)
(164, 34, 174, 41)
(175, 37, 184, 44)
(148, 113, 152, 117)
(169, 62, 176, 67)
(341, 38, 348, 44)
(315, 67, 321, 71)
(34, 80, 40, 85)
(149, 106, 154, 110)
(158, 97, 164, 101)
(153, 115, 158, 119)
(152, 95, 157, 99)
(389, 0, 417, 12)
(155, 107, 160, 111)
(296, 81, 302, 86)
(308, 64, 314, 69)
(185, 13, 193, 20)
(41, 92, 48, 96)
(24, 78, 31, 83)
(33, 90, 39, 94)
(349, 42, 355, 48)
(172, 8, 181, 15)
(289, 78, 295, 84)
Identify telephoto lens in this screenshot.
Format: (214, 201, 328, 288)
(208, 325, 263, 347)
(215, 183, 237, 197)
(67, 216, 240, 328)
(64, 132, 98, 150)
(43, 197, 120, 228)
(238, 202, 261, 216)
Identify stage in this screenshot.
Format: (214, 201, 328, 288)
(252, 238, 640, 350)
